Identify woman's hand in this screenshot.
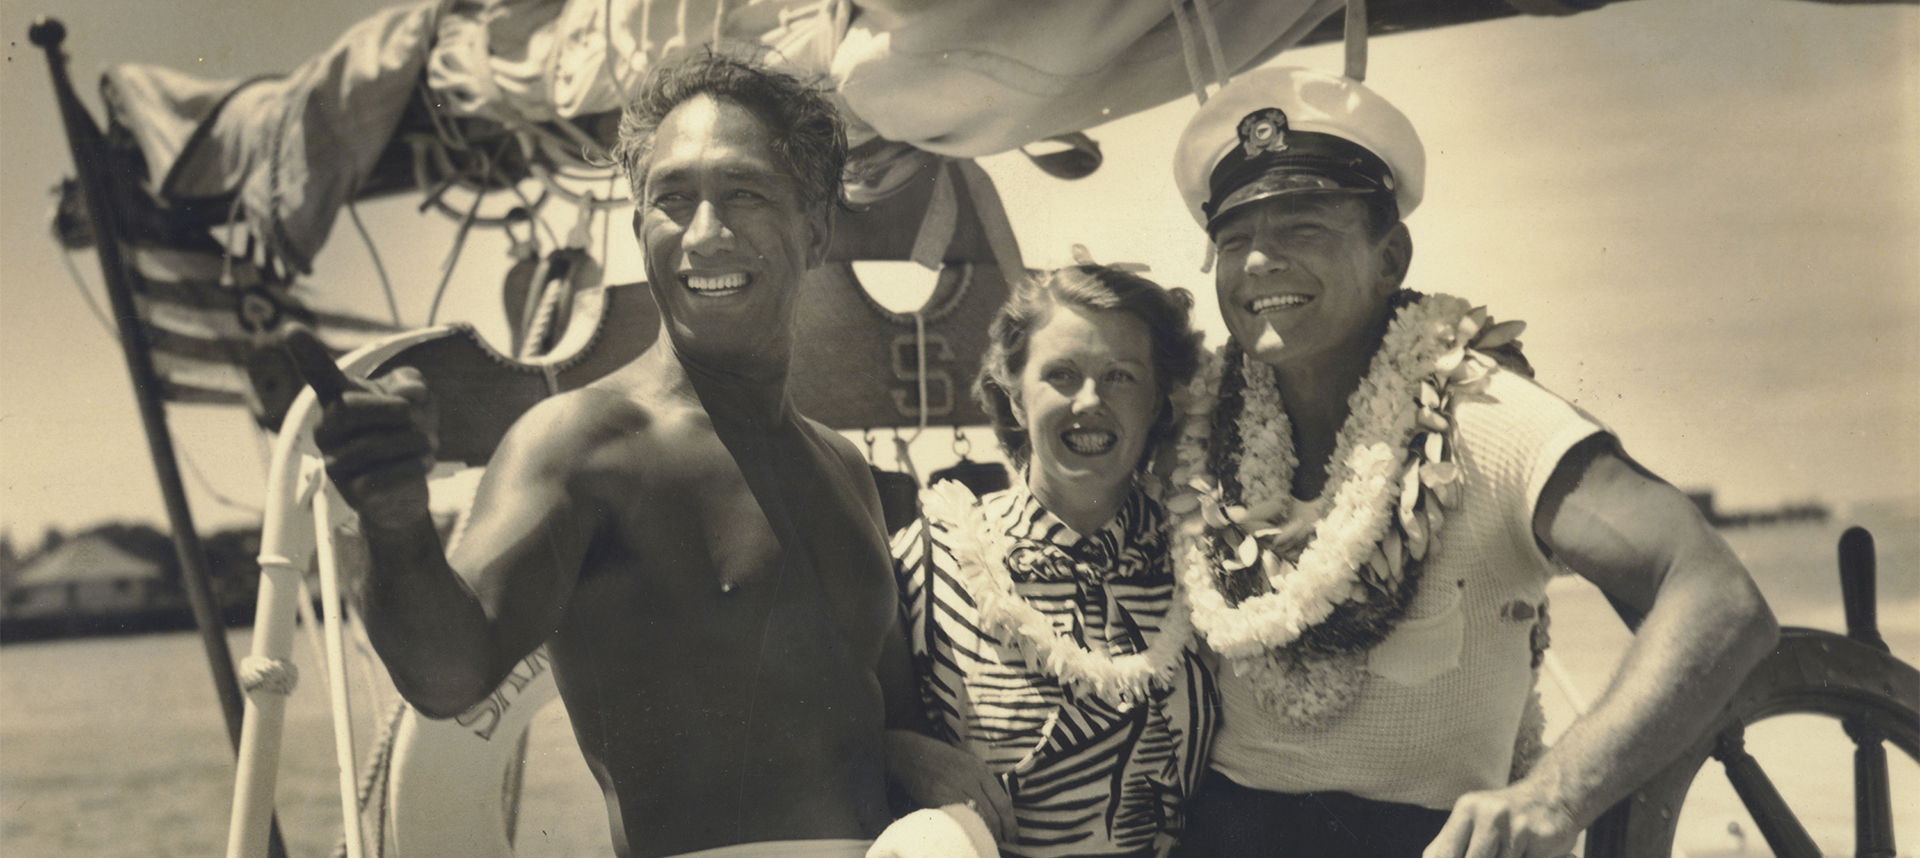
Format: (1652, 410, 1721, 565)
(885, 730, 1018, 843)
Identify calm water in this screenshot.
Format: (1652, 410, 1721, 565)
(3, 501, 1916, 857)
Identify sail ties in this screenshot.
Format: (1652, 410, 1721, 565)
(1168, 0, 1231, 106)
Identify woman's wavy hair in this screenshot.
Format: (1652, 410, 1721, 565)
(975, 264, 1203, 469)
(610, 49, 847, 212)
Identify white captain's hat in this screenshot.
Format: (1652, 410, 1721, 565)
(1172, 66, 1424, 232)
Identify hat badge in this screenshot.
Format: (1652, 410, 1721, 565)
(1237, 108, 1289, 158)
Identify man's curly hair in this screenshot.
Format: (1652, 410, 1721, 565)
(610, 50, 847, 211)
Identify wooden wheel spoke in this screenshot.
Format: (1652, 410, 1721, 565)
(1584, 528, 1918, 858)
(1844, 716, 1897, 858)
(1713, 727, 1823, 858)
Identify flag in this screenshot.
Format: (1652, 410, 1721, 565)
(122, 239, 399, 429)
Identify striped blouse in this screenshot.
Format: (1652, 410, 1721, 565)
(892, 482, 1218, 858)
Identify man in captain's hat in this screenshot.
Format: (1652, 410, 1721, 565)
(1160, 66, 1779, 858)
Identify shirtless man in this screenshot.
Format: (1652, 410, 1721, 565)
(297, 55, 1005, 858)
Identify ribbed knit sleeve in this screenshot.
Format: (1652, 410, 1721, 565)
(1451, 368, 1612, 588)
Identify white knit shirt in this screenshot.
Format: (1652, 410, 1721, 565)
(1209, 367, 1606, 809)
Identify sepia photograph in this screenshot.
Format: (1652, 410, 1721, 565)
(2, 1, 1915, 856)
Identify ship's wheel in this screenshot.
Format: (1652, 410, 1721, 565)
(1586, 527, 1919, 858)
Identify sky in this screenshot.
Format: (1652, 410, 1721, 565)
(0, 0, 1916, 543)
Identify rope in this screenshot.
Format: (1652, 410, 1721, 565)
(502, 730, 532, 844)
(240, 655, 300, 696)
(418, 79, 472, 152)
(600, 175, 616, 269)
(179, 446, 264, 515)
(314, 490, 369, 858)
(296, 577, 329, 700)
(520, 276, 570, 360)
(1169, 0, 1232, 105)
(56, 249, 118, 340)
(409, 120, 545, 228)
(1167, 0, 1210, 105)
(346, 201, 404, 326)
(546, 116, 610, 165)
(426, 154, 493, 325)
(1188, 0, 1231, 90)
(333, 701, 407, 858)
(603, 0, 633, 104)
(530, 162, 631, 211)
(1175, 0, 1234, 276)
(1344, 0, 1369, 82)
(902, 311, 930, 443)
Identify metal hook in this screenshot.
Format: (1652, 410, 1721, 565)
(951, 425, 972, 460)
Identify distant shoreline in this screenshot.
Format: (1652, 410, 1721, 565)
(0, 601, 253, 645)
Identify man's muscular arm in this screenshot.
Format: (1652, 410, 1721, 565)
(821, 435, 1017, 840)
(1425, 436, 1779, 858)
(319, 380, 602, 718)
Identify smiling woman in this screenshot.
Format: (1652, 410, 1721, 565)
(888, 263, 1218, 858)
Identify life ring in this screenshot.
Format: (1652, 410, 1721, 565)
(381, 648, 562, 856)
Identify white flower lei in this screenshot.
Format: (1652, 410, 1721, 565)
(1168, 293, 1524, 727)
(923, 481, 1195, 705)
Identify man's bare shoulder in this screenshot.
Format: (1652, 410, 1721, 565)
(800, 415, 868, 476)
(490, 386, 695, 477)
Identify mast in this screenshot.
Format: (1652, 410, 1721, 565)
(28, 17, 287, 858)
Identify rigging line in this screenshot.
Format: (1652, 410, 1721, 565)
(426, 136, 514, 325)
(1343, 0, 1369, 82)
(179, 443, 265, 516)
(418, 79, 470, 152)
(345, 201, 404, 326)
(1188, 0, 1231, 89)
(544, 159, 626, 182)
(601, 0, 639, 105)
(57, 248, 119, 341)
(600, 174, 616, 266)
(896, 310, 929, 445)
(543, 115, 611, 166)
(1167, 0, 1210, 105)
(427, 179, 488, 326)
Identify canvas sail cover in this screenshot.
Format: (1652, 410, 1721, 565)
(91, 0, 1357, 277)
(101, 4, 440, 275)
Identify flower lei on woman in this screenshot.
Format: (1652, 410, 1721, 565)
(923, 481, 1194, 705)
(1167, 292, 1525, 728)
